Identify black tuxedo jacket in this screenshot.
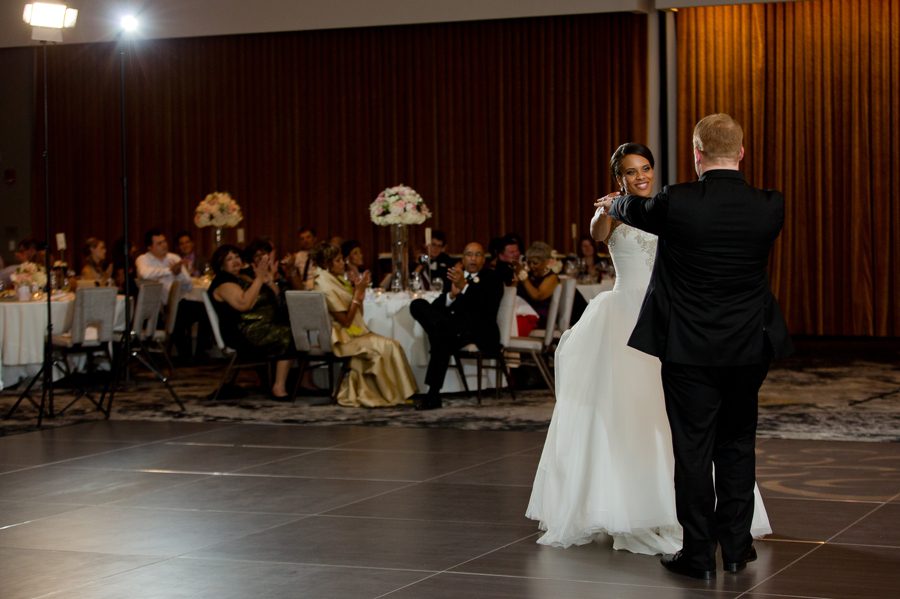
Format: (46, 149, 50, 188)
(435, 267, 503, 351)
(610, 169, 792, 366)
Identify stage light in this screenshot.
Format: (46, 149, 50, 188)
(120, 15, 139, 33)
(23, 3, 78, 42)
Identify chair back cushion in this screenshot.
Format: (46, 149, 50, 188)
(133, 281, 164, 340)
(556, 275, 577, 333)
(201, 290, 228, 351)
(164, 280, 181, 335)
(69, 287, 118, 345)
(541, 283, 564, 347)
(496, 286, 518, 347)
(285, 290, 334, 354)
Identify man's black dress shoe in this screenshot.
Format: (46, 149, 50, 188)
(723, 545, 757, 573)
(660, 552, 716, 580)
(413, 394, 442, 411)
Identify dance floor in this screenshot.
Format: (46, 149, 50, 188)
(0, 421, 898, 598)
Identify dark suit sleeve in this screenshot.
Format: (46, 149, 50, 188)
(609, 188, 670, 235)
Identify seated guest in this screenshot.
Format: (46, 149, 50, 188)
(0, 238, 39, 287)
(413, 229, 452, 290)
(409, 242, 503, 410)
(312, 242, 417, 408)
(340, 239, 366, 285)
(136, 228, 200, 361)
(492, 234, 523, 286)
(111, 237, 139, 295)
(576, 235, 602, 282)
(283, 226, 317, 290)
(80, 237, 113, 285)
(208, 244, 292, 399)
(515, 241, 560, 328)
(175, 230, 201, 276)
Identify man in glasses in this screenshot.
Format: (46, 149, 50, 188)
(409, 241, 503, 410)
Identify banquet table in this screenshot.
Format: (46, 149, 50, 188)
(362, 290, 501, 393)
(576, 278, 616, 302)
(0, 293, 126, 390)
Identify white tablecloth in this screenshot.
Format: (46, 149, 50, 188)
(0, 294, 126, 390)
(362, 290, 501, 393)
(577, 278, 615, 302)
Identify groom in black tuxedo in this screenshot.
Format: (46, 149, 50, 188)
(599, 114, 792, 580)
(410, 242, 503, 410)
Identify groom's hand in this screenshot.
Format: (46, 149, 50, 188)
(594, 192, 621, 215)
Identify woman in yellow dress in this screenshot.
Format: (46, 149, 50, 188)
(311, 242, 417, 407)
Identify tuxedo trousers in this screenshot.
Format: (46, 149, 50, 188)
(660, 360, 769, 570)
(409, 299, 475, 391)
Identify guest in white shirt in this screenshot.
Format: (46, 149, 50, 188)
(136, 228, 206, 363)
(135, 229, 193, 304)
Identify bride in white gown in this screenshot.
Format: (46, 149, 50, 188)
(526, 143, 771, 554)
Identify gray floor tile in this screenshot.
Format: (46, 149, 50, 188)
(0, 499, 83, 529)
(0, 466, 201, 504)
(170, 423, 384, 448)
(763, 497, 880, 542)
(0, 546, 159, 599)
(42, 557, 427, 599)
(748, 544, 900, 599)
(9, 420, 232, 444)
(0, 439, 141, 467)
(832, 503, 900, 547)
(192, 514, 537, 571)
(58, 442, 312, 474)
(431, 453, 542, 486)
(337, 427, 545, 454)
(243, 448, 499, 482)
(387, 572, 744, 599)
(113, 473, 407, 514)
(452, 537, 812, 593)
(0, 505, 299, 556)
(329, 482, 535, 526)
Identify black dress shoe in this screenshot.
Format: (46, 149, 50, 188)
(414, 394, 442, 411)
(660, 552, 716, 580)
(723, 545, 757, 573)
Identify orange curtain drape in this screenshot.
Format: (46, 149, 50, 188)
(676, 0, 899, 337)
(32, 14, 647, 274)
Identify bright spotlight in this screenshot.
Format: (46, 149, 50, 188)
(120, 15, 139, 32)
(23, 2, 78, 42)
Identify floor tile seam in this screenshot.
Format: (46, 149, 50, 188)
(758, 495, 885, 505)
(226, 447, 334, 474)
(417, 452, 542, 484)
(821, 500, 895, 544)
(186, 470, 424, 483)
(739, 542, 827, 596)
(51, 502, 319, 518)
(423, 570, 746, 596)
(298, 511, 538, 529)
(175, 553, 445, 575)
(825, 540, 900, 550)
(28, 555, 179, 599)
(735, 590, 831, 599)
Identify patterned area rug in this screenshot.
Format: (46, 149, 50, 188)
(2, 341, 898, 441)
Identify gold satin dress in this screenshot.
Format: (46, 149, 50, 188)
(315, 270, 417, 407)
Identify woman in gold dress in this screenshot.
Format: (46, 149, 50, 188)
(311, 242, 417, 407)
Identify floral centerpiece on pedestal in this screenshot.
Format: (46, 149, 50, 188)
(369, 185, 431, 225)
(370, 185, 431, 291)
(11, 262, 47, 288)
(194, 191, 243, 246)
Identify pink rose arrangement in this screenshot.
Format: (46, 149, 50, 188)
(194, 191, 243, 228)
(11, 262, 47, 287)
(369, 185, 431, 226)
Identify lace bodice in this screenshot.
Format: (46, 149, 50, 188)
(607, 224, 657, 291)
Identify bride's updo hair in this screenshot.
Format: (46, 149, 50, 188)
(311, 241, 341, 271)
(609, 142, 655, 186)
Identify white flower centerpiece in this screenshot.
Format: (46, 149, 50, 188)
(194, 191, 243, 247)
(369, 185, 431, 291)
(11, 262, 47, 300)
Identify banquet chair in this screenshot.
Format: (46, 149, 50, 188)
(452, 286, 517, 404)
(201, 290, 279, 401)
(149, 279, 180, 376)
(104, 280, 184, 412)
(529, 275, 576, 343)
(51, 287, 118, 416)
(285, 290, 351, 403)
(505, 282, 562, 395)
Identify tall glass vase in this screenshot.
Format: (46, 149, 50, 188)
(389, 223, 409, 292)
(214, 227, 223, 248)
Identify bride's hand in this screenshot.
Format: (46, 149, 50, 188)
(594, 192, 621, 214)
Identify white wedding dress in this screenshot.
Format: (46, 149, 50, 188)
(525, 223, 771, 554)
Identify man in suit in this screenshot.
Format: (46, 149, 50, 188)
(597, 114, 792, 580)
(409, 241, 503, 410)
